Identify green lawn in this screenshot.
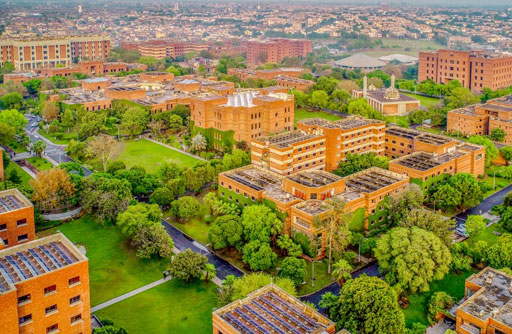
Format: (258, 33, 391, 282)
(38, 129, 78, 145)
(26, 157, 53, 171)
(402, 93, 441, 108)
(294, 108, 341, 125)
(402, 270, 474, 327)
(299, 259, 334, 296)
(8, 141, 28, 153)
(482, 165, 511, 197)
(384, 115, 408, 126)
(4, 160, 33, 188)
(116, 139, 202, 173)
(464, 223, 504, 245)
(167, 217, 210, 245)
(38, 215, 170, 306)
(95, 279, 217, 334)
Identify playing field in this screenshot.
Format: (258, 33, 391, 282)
(116, 139, 202, 173)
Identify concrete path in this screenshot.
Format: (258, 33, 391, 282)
(145, 137, 206, 162)
(20, 165, 36, 178)
(91, 276, 173, 312)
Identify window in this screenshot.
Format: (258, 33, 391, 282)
(18, 234, 28, 242)
(45, 304, 58, 315)
(44, 285, 57, 295)
(0, 224, 6, 231)
(17, 219, 27, 227)
(70, 295, 81, 305)
(19, 314, 32, 325)
(69, 276, 80, 286)
(18, 294, 31, 305)
(46, 324, 58, 333)
(71, 314, 82, 324)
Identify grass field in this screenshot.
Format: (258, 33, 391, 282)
(294, 108, 341, 125)
(4, 160, 33, 188)
(384, 115, 408, 126)
(38, 215, 170, 306)
(26, 157, 53, 171)
(464, 223, 505, 245)
(167, 217, 210, 245)
(402, 92, 441, 108)
(357, 39, 444, 58)
(8, 141, 28, 153)
(38, 129, 78, 145)
(116, 139, 202, 173)
(482, 165, 511, 197)
(96, 279, 217, 334)
(402, 269, 474, 327)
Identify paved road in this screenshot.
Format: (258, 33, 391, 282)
(162, 220, 243, 280)
(300, 261, 380, 308)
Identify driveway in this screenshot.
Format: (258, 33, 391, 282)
(162, 220, 243, 280)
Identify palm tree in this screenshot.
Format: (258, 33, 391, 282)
(203, 263, 216, 283)
(332, 259, 353, 286)
(190, 133, 207, 153)
(32, 140, 46, 157)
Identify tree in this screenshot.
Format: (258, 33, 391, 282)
(485, 234, 512, 268)
(93, 325, 127, 334)
(149, 187, 175, 208)
(231, 273, 296, 301)
(491, 128, 506, 142)
(0, 92, 23, 109)
(31, 168, 76, 211)
(158, 161, 182, 183)
(331, 259, 352, 286)
(207, 214, 244, 250)
(131, 224, 174, 259)
(241, 205, 282, 244)
(449, 173, 485, 209)
(407, 323, 427, 334)
(147, 120, 164, 136)
(499, 207, 512, 232)
(87, 134, 121, 172)
(386, 184, 423, 224)
(501, 146, 512, 162)
(337, 80, 359, 93)
(444, 87, 479, 109)
(334, 152, 389, 177)
(0, 109, 27, 134)
(468, 135, 498, 166)
(168, 249, 208, 283)
(171, 104, 190, 122)
(276, 234, 302, 257)
(465, 215, 486, 239)
(400, 208, 455, 245)
(368, 76, 384, 88)
(0, 122, 15, 145)
(428, 292, 454, 324)
(310, 90, 329, 109)
(347, 98, 384, 120)
(23, 79, 42, 94)
(42, 101, 59, 122)
(408, 109, 428, 125)
(190, 133, 207, 152)
(319, 292, 338, 315)
(32, 140, 46, 157)
(278, 257, 307, 286)
(328, 275, 405, 334)
(116, 202, 162, 237)
(432, 183, 461, 211)
(171, 196, 200, 221)
(61, 109, 74, 132)
(242, 240, 277, 271)
(121, 107, 149, 137)
(203, 263, 216, 282)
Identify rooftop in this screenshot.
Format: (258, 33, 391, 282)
(344, 167, 407, 193)
(365, 89, 419, 103)
(298, 116, 384, 131)
(107, 86, 143, 92)
(214, 284, 334, 334)
(416, 133, 455, 146)
(0, 233, 86, 294)
(256, 131, 320, 149)
(334, 54, 386, 68)
(391, 150, 468, 171)
(385, 126, 421, 139)
(223, 91, 258, 108)
(0, 189, 32, 214)
(286, 170, 342, 188)
(83, 77, 110, 83)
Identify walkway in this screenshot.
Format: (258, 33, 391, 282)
(91, 276, 173, 312)
(145, 137, 206, 162)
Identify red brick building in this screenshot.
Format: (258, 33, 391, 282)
(246, 39, 312, 64)
(122, 40, 208, 59)
(418, 49, 512, 93)
(0, 189, 35, 250)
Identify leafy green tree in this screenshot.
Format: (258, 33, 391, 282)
(171, 104, 190, 122)
(93, 325, 127, 334)
(334, 152, 389, 177)
(432, 183, 461, 211)
(241, 205, 282, 243)
(116, 202, 162, 237)
(115, 166, 159, 195)
(276, 234, 303, 257)
(121, 107, 149, 137)
(408, 109, 428, 125)
(499, 207, 512, 232)
(485, 234, 512, 268)
(242, 240, 277, 271)
(444, 87, 480, 109)
(32, 140, 46, 157)
(465, 215, 486, 239)
(231, 273, 296, 301)
(0, 92, 23, 109)
(491, 128, 506, 142)
(171, 196, 200, 221)
(278, 257, 307, 286)
(157, 161, 182, 183)
(407, 323, 427, 334)
(23, 79, 42, 94)
(190, 133, 207, 152)
(149, 187, 175, 208)
(292, 90, 308, 106)
(449, 173, 485, 209)
(386, 184, 423, 224)
(0, 122, 15, 145)
(61, 109, 74, 132)
(331, 259, 353, 286)
(166, 178, 186, 199)
(310, 90, 329, 109)
(427, 292, 454, 324)
(168, 249, 208, 283)
(328, 275, 405, 334)
(207, 214, 244, 250)
(400, 208, 455, 245)
(319, 292, 338, 315)
(347, 98, 384, 120)
(501, 146, 512, 162)
(375, 227, 452, 293)
(0, 109, 27, 134)
(181, 167, 205, 193)
(468, 135, 498, 166)
(131, 224, 174, 259)
(203, 263, 216, 282)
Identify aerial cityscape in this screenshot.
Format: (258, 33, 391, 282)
(1, 1, 512, 334)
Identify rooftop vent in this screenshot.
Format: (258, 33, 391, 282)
(486, 272, 494, 285)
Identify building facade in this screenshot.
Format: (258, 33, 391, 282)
(418, 49, 512, 92)
(0, 35, 111, 71)
(246, 39, 312, 64)
(122, 40, 208, 59)
(0, 233, 91, 334)
(0, 189, 35, 250)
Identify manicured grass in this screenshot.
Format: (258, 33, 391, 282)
(482, 165, 511, 197)
(26, 157, 53, 171)
(402, 92, 441, 108)
(95, 279, 217, 334)
(402, 270, 474, 327)
(298, 259, 334, 296)
(4, 160, 33, 188)
(294, 108, 341, 125)
(8, 141, 27, 153)
(167, 217, 210, 245)
(384, 115, 408, 125)
(464, 223, 504, 245)
(38, 215, 170, 305)
(38, 129, 77, 145)
(116, 139, 202, 173)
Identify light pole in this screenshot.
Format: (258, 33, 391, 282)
(493, 171, 496, 189)
(312, 259, 315, 287)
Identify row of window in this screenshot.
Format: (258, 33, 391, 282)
(20, 314, 82, 331)
(0, 219, 27, 231)
(18, 276, 81, 306)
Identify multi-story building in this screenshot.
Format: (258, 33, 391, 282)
(0, 233, 90, 334)
(447, 95, 512, 144)
(456, 267, 512, 334)
(418, 49, 512, 92)
(0, 35, 111, 71)
(191, 91, 295, 147)
(0, 189, 35, 250)
(227, 67, 313, 91)
(122, 40, 209, 59)
(246, 39, 312, 64)
(352, 76, 420, 116)
(213, 284, 336, 334)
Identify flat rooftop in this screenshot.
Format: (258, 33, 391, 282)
(62, 88, 110, 104)
(257, 131, 320, 149)
(286, 170, 342, 188)
(298, 116, 384, 131)
(0, 233, 85, 293)
(344, 167, 407, 193)
(0, 189, 32, 214)
(391, 150, 467, 171)
(215, 284, 334, 334)
(416, 133, 454, 146)
(385, 126, 421, 139)
(107, 86, 143, 92)
(459, 268, 512, 328)
(366, 89, 419, 103)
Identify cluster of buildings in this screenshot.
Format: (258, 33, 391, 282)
(418, 49, 512, 93)
(227, 67, 314, 91)
(0, 35, 111, 71)
(447, 95, 512, 144)
(246, 39, 312, 65)
(121, 40, 209, 59)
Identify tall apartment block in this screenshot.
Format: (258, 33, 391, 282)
(246, 38, 312, 64)
(0, 189, 35, 250)
(0, 35, 111, 71)
(418, 49, 512, 92)
(0, 233, 91, 334)
(121, 40, 208, 59)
